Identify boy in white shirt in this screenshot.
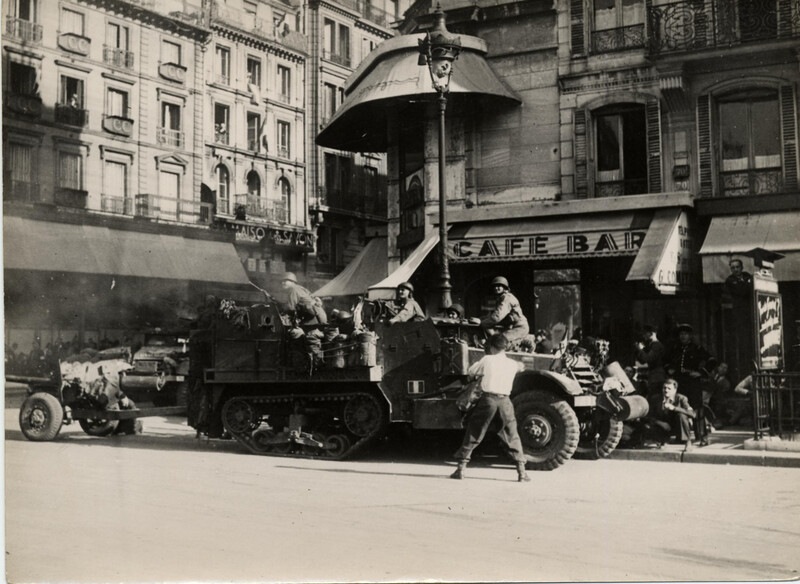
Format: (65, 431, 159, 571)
(451, 333, 530, 482)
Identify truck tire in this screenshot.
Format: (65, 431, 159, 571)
(512, 392, 579, 471)
(574, 415, 624, 460)
(78, 404, 120, 437)
(19, 392, 64, 442)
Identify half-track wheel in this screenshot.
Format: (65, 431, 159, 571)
(343, 394, 383, 437)
(222, 398, 260, 434)
(325, 434, 351, 457)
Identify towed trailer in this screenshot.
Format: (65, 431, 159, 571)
(11, 369, 186, 442)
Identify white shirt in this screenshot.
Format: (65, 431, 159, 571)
(468, 352, 524, 396)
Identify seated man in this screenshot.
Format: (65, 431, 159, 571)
(388, 282, 425, 324)
(480, 276, 529, 345)
(281, 272, 327, 325)
(641, 378, 695, 451)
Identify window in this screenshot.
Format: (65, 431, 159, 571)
(11, 0, 37, 21)
(106, 22, 128, 49)
(215, 45, 230, 85)
(102, 160, 129, 213)
(278, 177, 291, 222)
(60, 7, 84, 35)
(158, 168, 181, 218)
(217, 165, 230, 213)
(316, 226, 341, 266)
(247, 113, 261, 151)
(278, 65, 291, 100)
(592, 0, 644, 52)
(60, 75, 84, 108)
(162, 40, 181, 65)
(215, 104, 230, 144)
(4, 142, 37, 202)
(9, 62, 38, 96)
(162, 102, 181, 130)
(277, 121, 290, 157)
(362, 37, 377, 58)
(338, 24, 350, 61)
(324, 19, 335, 54)
(247, 57, 262, 88)
(594, 104, 647, 197)
(323, 83, 338, 121)
(106, 88, 128, 117)
(718, 89, 782, 196)
(247, 171, 261, 198)
(58, 151, 83, 190)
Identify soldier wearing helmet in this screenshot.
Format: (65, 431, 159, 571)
(388, 281, 425, 324)
(481, 276, 529, 345)
(281, 272, 327, 325)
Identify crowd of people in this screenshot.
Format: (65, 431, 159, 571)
(5, 334, 134, 378)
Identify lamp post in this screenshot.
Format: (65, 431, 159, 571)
(418, 6, 461, 311)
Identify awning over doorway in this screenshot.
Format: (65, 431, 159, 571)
(368, 229, 439, 300)
(698, 212, 800, 283)
(316, 34, 521, 152)
(313, 237, 388, 297)
(626, 209, 693, 294)
(3, 216, 251, 285)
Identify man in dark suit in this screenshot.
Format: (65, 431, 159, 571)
(642, 378, 695, 451)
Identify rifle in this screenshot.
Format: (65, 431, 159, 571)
(249, 281, 276, 303)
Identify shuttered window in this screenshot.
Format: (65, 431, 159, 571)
(780, 84, 798, 190)
(58, 151, 83, 190)
(106, 88, 128, 117)
(60, 7, 84, 35)
(646, 97, 662, 193)
(574, 108, 588, 198)
(571, 0, 585, 56)
(5, 142, 37, 201)
(593, 103, 649, 197)
(103, 160, 127, 199)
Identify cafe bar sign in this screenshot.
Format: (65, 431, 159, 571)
(219, 219, 315, 251)
(450, 229, 647, 261)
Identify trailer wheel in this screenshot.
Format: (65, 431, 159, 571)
(512, 392, 579, 471)
(574, 414, 624, 460)
(19, 392, 64, 442)
(78, 405, 119, 437)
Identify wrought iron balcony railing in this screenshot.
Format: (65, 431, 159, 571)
(55, 104, 89, 127)
(277, 146, 290, 159)
(3, 180, 41, 203)
(233, 194, 289, 223)
(210, 2, 308, 52)
(157, 127, 184, 148)
(5, 18, 42, 43)
(322, 49, 352, 67)
(55, 187, 88, 209)
(135, 194, 211, 223)
(649, 0, 800, 55)
(214, 126, 229, 144)
(595, 178, 648, 198)
(103, 46, 135, 69)
(592, 23, 646, 53)
(720, 167, 784, 197)
(101, 195, 133, 215)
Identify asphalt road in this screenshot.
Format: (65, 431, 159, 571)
(5, 408, 800, 583)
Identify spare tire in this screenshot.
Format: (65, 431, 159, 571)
(19, 392, 64, 442)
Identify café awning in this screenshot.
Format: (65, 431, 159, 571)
(3, 215, 251, 285)
(626, 209, 693, 294)
(699, 212, 800, 282)
(313, 237, 388, 297)
(316, 34, 521, 152)
(368, 229, 439, 300)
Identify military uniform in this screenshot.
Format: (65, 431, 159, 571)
(481, 290, 529, 345)
(389, 298, 425, 323)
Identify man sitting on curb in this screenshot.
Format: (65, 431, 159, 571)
(641, 378, 695, 452)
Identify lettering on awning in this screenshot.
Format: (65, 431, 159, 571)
(652, 211, 695, 293)
(216, 219, 315, 251)
(450, 229, 646, 261)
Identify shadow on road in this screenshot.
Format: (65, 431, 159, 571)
(274, 463, 516, 482)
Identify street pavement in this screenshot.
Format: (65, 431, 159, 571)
(5, 386, 800, 583)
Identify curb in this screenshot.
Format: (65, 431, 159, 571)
(611, 448, 800, 468)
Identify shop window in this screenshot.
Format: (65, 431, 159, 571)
(4, 141, 38, 202)
(215, 104, 230, 144)
(594, 104, 648, 197)
(215, 45, 230, 85)
(247, 57, 261, 88)
(534, 269, 582, 347)
(217, 165, 230, 214)
(60, 7, 84, 35)
(591, 0, 644, 53)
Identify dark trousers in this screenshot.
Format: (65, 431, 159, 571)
(643, 411, 693, 443)
(679, 378, 707, 441)
(454, 394, 526, 464)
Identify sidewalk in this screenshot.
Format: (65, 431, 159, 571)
(611, 427, 800, 468)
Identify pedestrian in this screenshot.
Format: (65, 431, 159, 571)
(480, 276, 529, 346)
(388, 282, 425, 324)
(634, 325, 666, 396)
(640, 378, 695, 451)
(281, 272, 327, 325)
(666, 323, 712, 446)
(450, 333, 530, 482)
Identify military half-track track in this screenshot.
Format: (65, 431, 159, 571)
(220, 391, 388, 460)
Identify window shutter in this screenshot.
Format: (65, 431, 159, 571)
(780, 84, 798, 190)
(646, 97, 662, 193)
(574, 108, 588, 198)
(571, 0, 585, 57)
(697, 94, 713, 198)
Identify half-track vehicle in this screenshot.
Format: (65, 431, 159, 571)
(188, 298, 648, 470)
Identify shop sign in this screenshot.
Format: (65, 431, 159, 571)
(450, 229, 646, 260)
(652, 211, 694, 293)
(221, 220, 315, 251)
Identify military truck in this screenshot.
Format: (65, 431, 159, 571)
(188, 298, 647, 470)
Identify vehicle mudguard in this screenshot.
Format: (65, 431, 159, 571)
(512, 369, 583, 398)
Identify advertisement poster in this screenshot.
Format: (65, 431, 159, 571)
(755, 291, 783, 369)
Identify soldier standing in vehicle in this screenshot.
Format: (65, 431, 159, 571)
(481, 276, 529, 345)
(281, 272, 327, 325)
(388, 282, 425, 324)
(450, 333, 530, 482)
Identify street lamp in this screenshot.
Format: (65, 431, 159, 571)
(418, 5, 461, 311)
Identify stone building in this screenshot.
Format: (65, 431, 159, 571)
(320, 0, 800, 373)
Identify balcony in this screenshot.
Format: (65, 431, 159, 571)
(592, 24, 645, 53)
(157, 127, 184, 148)
(4, 92, 42, 117)
(277, 92, 291, 104)
(3, 180, 41, 203)
(318, 184, 388, 217)
(5, 18, 42, 44)
(210, 3, 308, 52)
(58, 33, 91, 56)
(649, 0, 800, 55)
(55, 187, 88, 209)
(103, 46, 135, 69)
(135, 194, 212, 223)
(595, 179, 648, 198)
(159, 62, 187, 83)
(720, 167, 784, 198)
(55, 104, 89, 127)
(102, 115, 135, 137)
(322, 49, 352, 68)
(358, 0, 394, 28)
(214, 125, 229, 144)
(234, 194, 288, 223)
(277, 146, 290, 159)
(101, 195, 133, 215)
